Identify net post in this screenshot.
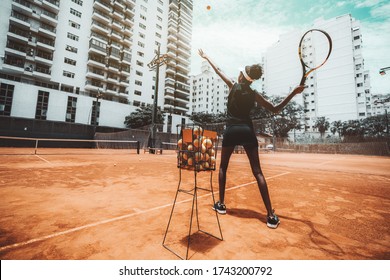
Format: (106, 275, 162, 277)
(34, 139, 38, 155)
(137, 141, 140, 154)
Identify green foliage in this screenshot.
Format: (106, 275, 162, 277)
(252, 96, 303, 138)
(313, 116, 330, 138)
(189, 112, 227, 124)
(124, 105, 165, 129)
(328, 114, 389, 141)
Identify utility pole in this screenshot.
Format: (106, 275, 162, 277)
(147, 44, 169, 153)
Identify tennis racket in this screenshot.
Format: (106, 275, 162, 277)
(298, 29, 332, 86)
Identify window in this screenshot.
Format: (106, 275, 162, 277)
(139, 23, 146, 30)
(66, 45, 78, 53)
(138, 41, 145, 48)
(136, 60, 144, 67)
(136, 71, 143, 76)
(134, 90, 142, 96)
(63, 71, 75, 78)
(0, 83, 14, 116)
(71, 0, 83, 6)
(70, 8, 82, 18)
(137, 51, 144, 57)
(139, 32, 145, 39)
(140, 5, 147, 12)
(64, 57, 77, 66)
(157, 7, 163, 13)
(35, 90, 49, 120)
(140, 14, 146, 21)
(355, 45, 361, 50)
(69, 20, 80, 29)
(135, 80, 142, 86)
(156, 32, 161, 38)
(357, 83, 363, 87)
(156, 24, 162, 30)
(66, 96, 77, 123)
(67, 32, 79, 41)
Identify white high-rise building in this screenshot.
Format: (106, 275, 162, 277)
(0, 0, 192, 130)
(263, 14, 371, 132)
(190, 61, 229, 114)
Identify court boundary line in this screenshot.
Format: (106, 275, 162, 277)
(0, 172, 291, 252)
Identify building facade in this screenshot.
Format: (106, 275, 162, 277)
(0, 0, 192, 130)
(263, 14, 371, 132)
(190, 61, 228, 115)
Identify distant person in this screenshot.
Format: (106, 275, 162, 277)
(198, 49, 305, 228)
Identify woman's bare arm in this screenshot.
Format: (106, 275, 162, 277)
(255, 85, 306, 114)
(198, 49, 234, 89)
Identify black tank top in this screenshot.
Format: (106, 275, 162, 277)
(226, 82, 255, 125)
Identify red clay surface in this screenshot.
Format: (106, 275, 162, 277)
(0, 148, 389, 260)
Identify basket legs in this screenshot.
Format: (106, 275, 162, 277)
(162, 169, 223, 260)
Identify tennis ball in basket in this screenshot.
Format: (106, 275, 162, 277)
(203, 138, 213, 149)
(193, 138, 201, 149)
(187, 144, 193, 151)
(194, 152, 202, 162)
(182, 152, 188, 160)
(201, 144, 207, 153)
(187, 157, 193, 166)
(178, 138, 184, 149)
(210, 156, 216, 164)
(203, 152, 210, 162)
(209, 148, 215, 156)
(193, 126, 203, 136)
(203, 161, 210, 169)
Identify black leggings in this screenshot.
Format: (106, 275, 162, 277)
(218, 144, 273, 216)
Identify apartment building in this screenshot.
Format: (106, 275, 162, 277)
(263, 14, 371, 132)
(190, 61, 229, 114)
(0, 0, 192, 130)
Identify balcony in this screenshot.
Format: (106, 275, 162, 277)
(42, 0, 60, 13)
(91, 20, 110, 35)
(92, 9, 110, 24)
(12, 0, 32, 15)
(36, 37, 55, 51)
(35, 51, 53, 65)
(10, 11, 30, 28)
(38, 23, 56, 38)
(88, 55, 106, 69)
(93, 0, 111, 13)
(40, 10, 58, 26)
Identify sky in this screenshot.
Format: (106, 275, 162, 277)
(190, 0, 390, 94)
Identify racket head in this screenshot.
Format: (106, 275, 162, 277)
(298, 29, 332, 85)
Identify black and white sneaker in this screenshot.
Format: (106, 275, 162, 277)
(267, 212, 280, 229)
(212, 201, 226, 214)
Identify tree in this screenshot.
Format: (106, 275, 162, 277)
(340, 119, 365, 141)
(331, 120, 343, 139)
(251, 96, 303, 138)
(313, 116, 330, 138)
(124, 105, 165, 129)
(189, 112, 227, 124)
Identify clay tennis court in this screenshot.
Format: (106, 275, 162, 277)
(0, 148, 389, 260)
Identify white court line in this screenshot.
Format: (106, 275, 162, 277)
(0, 172, 291, 252)
(34, 154, 52, 164)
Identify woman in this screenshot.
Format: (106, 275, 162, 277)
(198, 49, 305, 228)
